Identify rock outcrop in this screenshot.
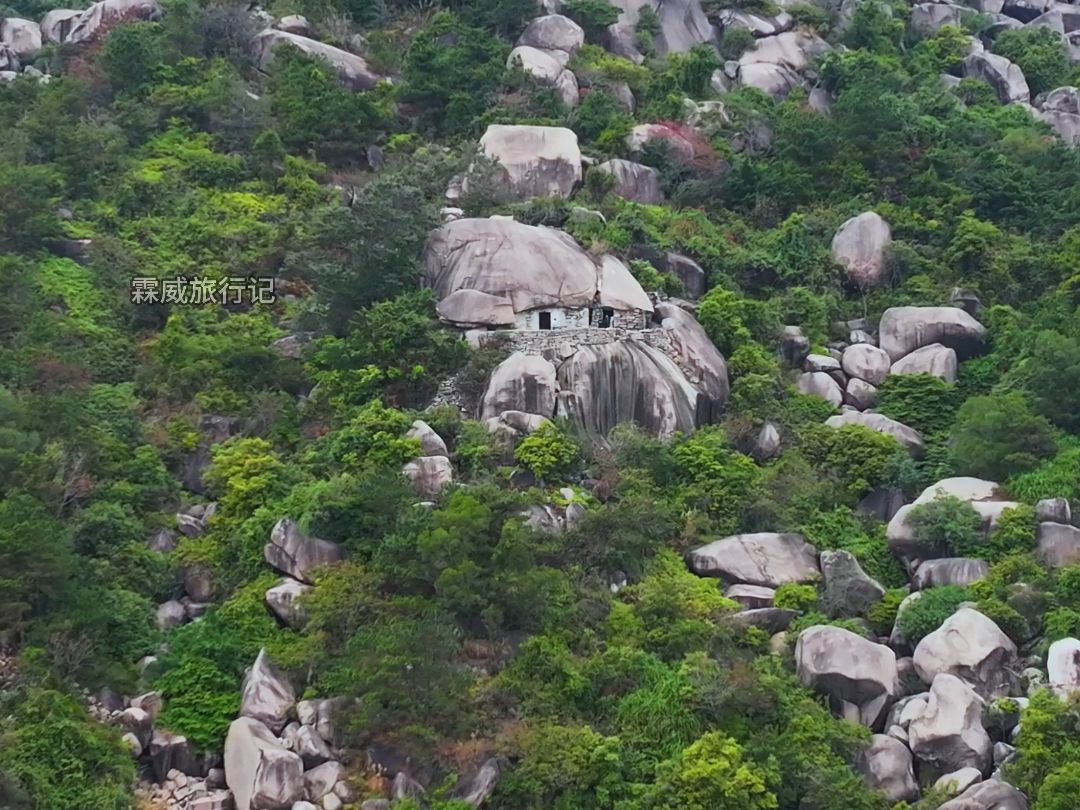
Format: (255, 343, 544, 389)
(912, 558, 989, 590)
(66, 0, 162, 44)
(1037, 521, 1080, 567)
(596, 159, 663, 204)
(265, 578, 312, 628)
(842, 343, 892, 386)
(907, 673, 991, 774)
(252, 30, 379, 90)
(857, 734, 919, 803)
(402, 455, 454, 498)
(890, 343, 958, 382)
(878, 307, 987, 362)
(1047, 637, 1080, 698)
(820, 550, 886, 618)
(831, 212, 892, 288)
(937, 780, 1029, 810)
(825, 411, 925, 457)
(912, 608, 1018, 698)
(264, 519, 345, 584)
(470, 125, 582, 201)
(654, 301, 730, 412)
(224, 717, 304, 810)
(962, 52, 1030, 104)
(688, 532, 820, 587)
(239, 649, 295, 733)
(605, 0, 715, 60)
(796, 625, 900, 728)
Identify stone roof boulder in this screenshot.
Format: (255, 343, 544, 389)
(224, 717, 304, 810)
(891, 343, 958, 382)
(556, 341, 701, 439)
(655, 301, 730, 413)
(857, 734, 919, 803)
(470, 125, 582, 201)
(265, 518, 345, 584)
(252, 29, 380, 90)
(596, 159, 663, 204)
(688, 532, 819, 587)
(796, 625, 900, 728)
(913, 608, 1019, 698)
(962, 52, 1030, 104)
(825, 411, 925, 457)
(831, 212, 893, 288)
(65, 0, 162, 44)
(878, 306, 987, 361)
(239, 649, 296, 733)
(480, 352, 558, 421)
(907, 673, 991, 774)
(424, 218, 602, 318)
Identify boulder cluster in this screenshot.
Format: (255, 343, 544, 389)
(684, 507, 1080, 807)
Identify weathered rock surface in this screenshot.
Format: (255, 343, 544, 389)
(655, 301, 730, 411)
(934, 767, 983, 795)
(842, 343, 891, 386)
(252, 30, 378, 90)
(831, 212, 892, 288)
(596, 159, 663, 204)
(857, 734, 919, 803)
(0, 18, 40, 59)
(962, 52, 1030, 104)
(937, 780, 1029, 809)
(480, 352, 558, 420)
(820, 550, 886, 618)
(796, 625, 900, 728)
(797, 371, 843, 407)
(224, 717, 304, 810)
(156, 600, 186, 630)
(148, 730, 196, 782)
(913, 608, 1018, 698)
(845, 378, 879, 410)
(825, 411, 925, 457)
(913, 558, 989, 590)
(557, 341, 702, 440)
(911, 2, 968, 35)
(1037, 521, 1080, 567)
(471, 125, 582, 201)
(265, 578, 312, 628)
(402, 455, 454, 498)
(908, 673, 991, 774)
(507, 47, 578, 106)
(518, 14, 584, 57)
(452, 758, 500, 807)
(891, 343, 959, 382)
(240, 649, 295, 733)
(878, 307, 987, 362)
(625, 123, 701, 163)
(66, 0, 162, 44)
(1034, 496, 1070, 524)
(265, 519, 345, 584)
(605, 0, 715, 60)
(406, 419, 448, 457)
(1047, 637, 1080, 698)
(725, 584, 776, 608)
(40, 9, 80, 44)
(688, 532, 819, 587)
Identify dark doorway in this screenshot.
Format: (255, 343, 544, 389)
(600, 308, 614, 328)
(539, 312, 552, 330)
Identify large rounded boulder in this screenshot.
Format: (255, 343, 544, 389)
(469, 125, 582, 201)
(224, 717, 304, 810)
(907, 674, 991, 775)
(857, 734, 919, 803)
(831, 211, 892, 288)
(912, 608, 1019, 698)
(796, 625, 900, 728)
(480, 352, 557, 420)
(879, 307, 987, 362)
(688, 532, 819, 587)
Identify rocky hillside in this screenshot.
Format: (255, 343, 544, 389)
(1, 0, 1080, 808)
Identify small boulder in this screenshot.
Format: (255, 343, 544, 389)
(934, 767, 983, 795)
(294, 725, 333, 768)
(273, 14, 310, 35)
(406, 420, 448, 457)
(857, 734, 919, 803)
(891, 343, 958, 382)
(224, 717, 304, 810)
(724, 584, 776, 609)
(265, 518, 345, 584)
(753, 421, 782, 461)
(480, 353, 558, 420)
(913, 608, 1018, 698)
(687, 532, 819, 587)
(831, 212, 892, 288)
(908, 673, 991, 774)
(117, 707, 153, 750)
(1047, 637, 1080, 699)
(962, 52, 1030, 104)
(796, 625, 900, 728)
(937, 779, 1029, 809)
(1034, 497, 1070, 524)
(402, 455, 454, 499)
(825, 411, 925, 457)
(797, 371, 843, 408)
(265, 578, 313, 628)
(780, 325, 810, 366)
(304, 760, 344, 800)
(845, 378, 879, 410)
(820, 550, 886, 618)
(912, 559, 989, 590)
(1037, 521, 1080, 568)
(595, 159, 663, 204)
(148, 730, 197, 782)
(156, 600, 186, 630)
(452, 757, 500, 807)
(252, 30, 379, 91)
(239, 649, 296, 733)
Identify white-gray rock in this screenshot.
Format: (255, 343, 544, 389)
(842, 343, 892, 386)
(295, 725, 333, 768)
(1047, 637, 1080, 698)
(831, 212, 893, 288)
(480, 352, 557, 421)
(407, 420, 448, 457)
(825, 411, 925, 457)
(1034, 497, 1070, 524)
(913, 608, 1018, 698)
(402, 455, 453, 499)
(225, 717, 304, 810)
(878, 307, 987, 361)
(820, 550, 886, 618)
(797, 371, 843, 407)
(857, 734, 919, 803)
(156, 600, 186, 630)
(265, 519, 345, 584)
(66, 0, 162, 44)
(688, 532, 819, 587)
(934, 767, 983, 795)
(908, 673, 991, 773)
(507, 47, 578, 106)
(724, 584, 776, 609)
(266, 578, 313, 628)
(1037, 521, 1080, 567)
(518, 14, 584, 56)
(754, 421, 782, 461)
(595, 159, 663, 204)
(453, 757, 500, 807)
(304, 760, 344, 800)
(845, 378, 879, 410)
(605, 0, 715, 59)
(961, 52, 1030, 104)
(796, 625, 900, 728)
(891, 343, 959, 382)
(273, 14, 310, 35)
(39, 9, 80, 44)
(469, 125, 582, 201)
(252, 30, 379, 91)
(240, 649, 296, 733)
(655, 301, 730, 411)
(913, 559, 989, 590)
(0, 18, 41, 59)
(911, 2, 968, 35)
(937, 778, 1029, 809)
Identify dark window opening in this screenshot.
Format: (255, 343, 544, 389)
(539, 311, 552, 330)
(600, 308, 614, 328)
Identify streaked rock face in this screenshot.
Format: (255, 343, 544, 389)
(239, 649, 295, 733)
(264, 519, 345, 585)
(913, 608, 1019, 698)
(878, 306, 987, 361)
(468, 125, 582, 201)
(907, 673, 992, 774)
(796, 625, 900, 728)
(252, 29, 380, 90)
(65, 0, 162, 44)
(688, 532, 819, 587)
(224, 717, 304, 810)
(857, 734, 919, 803)
(831, 212, 892, 288)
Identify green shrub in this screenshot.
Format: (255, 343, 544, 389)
(952, 392, 1056, 481)
(562, 0, 621, 40)
(908, 495, 984, 557)
(773, 583, 818, 612)
(877, 373, 959, 437)
(896, 586, 969, 642)
(992, 27, 1073, 97)
(515, 423, 580, 481)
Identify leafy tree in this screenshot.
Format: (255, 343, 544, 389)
(877, 373, 959, 437)
(650, 731, 779, 810)
(896, 585, 969, 642)
(952, 392, 1056, 480)
(993, 27, 1073, 97)
(515, 423, 580, 481)
(1022, 330, 1080, 433)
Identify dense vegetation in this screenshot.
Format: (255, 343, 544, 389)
(1, 0, 1079, 808)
